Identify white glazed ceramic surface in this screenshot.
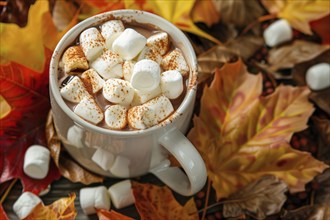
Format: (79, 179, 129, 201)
(49, 10, 206, 196)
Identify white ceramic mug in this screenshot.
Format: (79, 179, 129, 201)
(49, 10, 206, 196)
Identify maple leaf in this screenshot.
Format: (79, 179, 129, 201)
(24, 194, 77, 220)
(0, 0, 79, 73)
(0, 205, 9, 220)
(192, 0, 219, 27)
(45, 112, 103, 185)
(260, 0, 330, 35)
(188, 60, 328, 200)
(132, 182, 199, 220)
(0, 50, 61, 194)
(96, 209, 135, 220)
(124, 0, 221, 44)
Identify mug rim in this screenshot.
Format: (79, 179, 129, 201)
(49, 9, 197, 136)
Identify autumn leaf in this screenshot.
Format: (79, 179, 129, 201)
(25, 194, 77, 220)
(124, 0, 221, 44)
(45, 112, 104, 184)
(132, 182, 199, 220)
(96, 209, 135, 220)
(310, 14, 330, 45)
(192, 0, 219, 27)
(281, 205, 330, 220)
(0, 0, 79, 72)
(0, 95, 11, 119)
(223, 175, 287, 219)
(267, 40, 329, 72)
(261, 0, 330, 35)
(0, 205, 9, 220)
(0, 0, 36, 27)
(188, 60, 328, 200)
(0, 52, 61, 194)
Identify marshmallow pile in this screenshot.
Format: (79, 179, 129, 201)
(60, 19, 189, 130)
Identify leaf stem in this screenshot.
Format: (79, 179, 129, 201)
(242, 14, 277, 34)
(201, 180, 212, 220)
(0, 179, 18, 204)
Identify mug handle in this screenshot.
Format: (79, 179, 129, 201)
(149, 127, 207, 196)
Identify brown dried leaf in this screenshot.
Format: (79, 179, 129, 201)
(197, 35, 263, 84)
(45, 111, 103, 184)
(212, 0, 264, 27)
(292, 49, 330, 116)
(223, 175, 287, 219)
(314, 168, 330, 205)
(281, 205, 330, 220)
(267, 40, 329, 72)
(51, 0, 80, 31)
(313, 117, 330, 162)
(192, 0, 220, 27)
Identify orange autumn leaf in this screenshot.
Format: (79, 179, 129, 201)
(192, 0, 220, 27)
(96, 209, 135, 220)
(188, 60, 328, 200)
(132, 182, 199, 220)
(25, 194, 76, 220)
(124, 0, 221, 44)
(261, 0, 330, 35)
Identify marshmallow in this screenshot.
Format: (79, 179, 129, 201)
(62, 46, 89, 73)
(81, 69, 105, 93)
(74, 96, 104, 124)
(131, 59, 161, 92)
(67, 125, 84, 148)
(91, 49, 123, 79)
(160, 70, 184, 99)
(60, 76, 90, 103)
(101, 20, 125, 49)
(263, 19, 293, 47)
(109, 156, 131, 177)
(306, 63, 330, 91)
(127, 105, 149, 130)
(132, 86, 162, 106)
(79, 27, 105, 61)
(142, 95, 174, 127)
(39, 185, 51, 197)
(112, 28, 147, 60)
(92, 148, 115, 170)
(161, 48, 189, 76)
(128, 95, 174, 129)
(104, 105, 128, 130)
(13, 192, 42, 219)
(80, 186, 110, 215)
(123, 60, 135, 81)
(23, 145, 50, 179)
(137, 46, 162, 64)
(147, 32, 169, 55)
(103, 78, 134, 106)
(108, 180, 135, 209)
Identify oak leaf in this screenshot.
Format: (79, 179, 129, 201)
(261, 0, 330, 35)
(24, 194, 77, 220)
(0, 53, 61, 194)
(267, 40, 329, 72)
(188, 60, 328, 200)
(45, 112, 103, 184)
(132, 182, 199, 220)
(96, 209, 135, 220)
(223, 175, 287, 219)
(124, 0, 221, 44)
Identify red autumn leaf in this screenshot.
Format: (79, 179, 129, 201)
(0, 49, 61, 194)
(310, 14, 330, 45)
(0, 205, 9, 220)
(132, 182, 199, 220)
(96, 209, 135, 220)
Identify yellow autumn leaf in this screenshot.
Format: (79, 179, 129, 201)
(192, 0, 220, 27)
(261, 0, 330, 35)
(188, 60, 328, 200)
(124, 0, 221, 44)
(0, 0, 48, 72)
(25, 194, 76, 220)
(0, 95, 11, 119)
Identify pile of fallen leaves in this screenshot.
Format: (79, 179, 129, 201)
(1, 0, 329, 219)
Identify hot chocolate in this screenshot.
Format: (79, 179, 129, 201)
(58, 19, 189, 130)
